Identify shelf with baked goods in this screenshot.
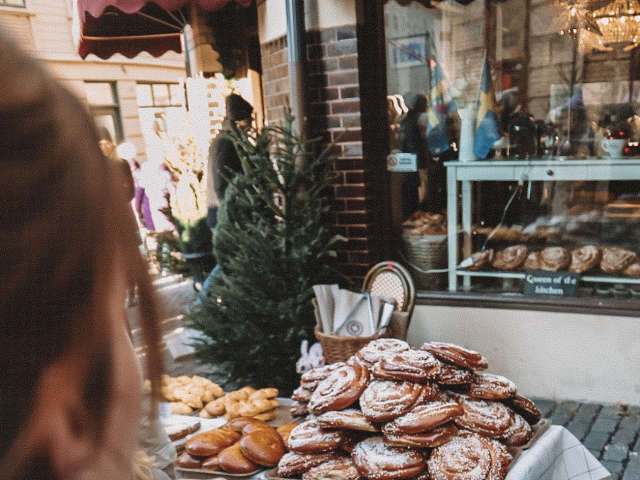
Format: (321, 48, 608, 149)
(456, 269, 640, 284)
(445, 157, 640, 292)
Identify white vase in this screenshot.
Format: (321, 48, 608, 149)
(459, 104, 478, 162)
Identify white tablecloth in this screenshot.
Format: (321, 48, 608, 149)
(507, 425, 610, 480)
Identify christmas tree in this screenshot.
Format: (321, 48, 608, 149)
(186, 113, 345, 392)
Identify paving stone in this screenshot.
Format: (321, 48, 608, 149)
(584, 431, 610, 451)
(628, 406, 640, 416)
(574, 403, 601, 423)
(612, 427, 638, 447)
(566, 420, 591, 441)
(532, 398, 555, 418)
(592, 418, 620, 434)
(622, 471, 640, 480)
(620, 416, 640, 431)
(600, 406, 625, 419)
(604, 443, 629, 462)
(634, 436, 640, 452)
(551, 410, 573, 426)
(602, 460, 624, 477)
(556, 400, 581, 414)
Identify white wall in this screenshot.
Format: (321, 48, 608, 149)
(408, 305, 640, 405)
(258, 0, 356, 44)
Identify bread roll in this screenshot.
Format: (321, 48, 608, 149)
(218, 442, 258, 474)
(185, 428, 241, 457)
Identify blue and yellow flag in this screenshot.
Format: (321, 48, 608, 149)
(474, 56, 501, 159)
(426, 55, 457, 156)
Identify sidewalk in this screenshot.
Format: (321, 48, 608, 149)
(128, 275, 640, 480)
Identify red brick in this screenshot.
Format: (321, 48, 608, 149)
(331, 100, 360, 114)
(327, 115, 342, 128)
(339, 55, 358, 70)
(335, 185, 366, 198)
(307, 58, 339, 74)
(328, 71, 359, 86)
(336, 211, 368, 225)
(349, 251, 373, 264)
(334, 158, 358, 170)
(348, 226, 369, 237)
(337, 27, 356, 40)
(327, 38, 357, 57)
(342, 114, 361, 128)
(332, 129, 361, 143)
(345, 171, 365, 183)
(307, 44, 326, 60)
(341, 86, 359, 99)
(342, 142, 363, 157)
(346, 199, 366, 210)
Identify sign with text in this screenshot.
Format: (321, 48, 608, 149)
(387, 152, 418, 172)
(523, 270, 579, 297)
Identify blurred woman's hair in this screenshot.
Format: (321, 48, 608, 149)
(0, 31, 162, 472)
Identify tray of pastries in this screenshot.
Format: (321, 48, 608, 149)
(266, 339, 547, 480)
(465, 244, 640, 277)
(175, 416, 300, 477)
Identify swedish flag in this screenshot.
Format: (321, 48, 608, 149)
(474, 56, 501, 159)
(426, 56, 457, 156)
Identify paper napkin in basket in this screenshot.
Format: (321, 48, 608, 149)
(332, 288, 383, 337)
(312, 284, 338, 333)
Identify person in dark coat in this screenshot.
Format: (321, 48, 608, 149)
(200, 94, 253, 293)
(400, 93, 428, 220)
(206, 93, 254, 230)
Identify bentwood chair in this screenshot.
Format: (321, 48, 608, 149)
(361, 261, 416, 339)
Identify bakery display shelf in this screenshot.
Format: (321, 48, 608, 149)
(456, 270, 640, 284)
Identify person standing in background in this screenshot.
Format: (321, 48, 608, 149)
(201, 93, 254, 293)
(400, 93, 428, 219)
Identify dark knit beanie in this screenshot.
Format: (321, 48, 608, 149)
(226, 94, 253, 121)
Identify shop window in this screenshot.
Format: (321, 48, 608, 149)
(0, 0, 26, 7)
(383, 0, 640, 302)
(86, 81, 122, 143)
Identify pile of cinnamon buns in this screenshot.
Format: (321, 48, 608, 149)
(468, 245, 640, 276)
(279, 339, 542, 480)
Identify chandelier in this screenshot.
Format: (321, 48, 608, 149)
(556, 0, 640, 51)
(590, 0, 640, 50)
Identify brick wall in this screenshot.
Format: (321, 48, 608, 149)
(260, 25, 384, 283)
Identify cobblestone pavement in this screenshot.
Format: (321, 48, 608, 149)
(131, 274, 640, 480)
(532, 399, 640, 480)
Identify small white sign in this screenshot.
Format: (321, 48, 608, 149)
(387, 152, 418, 172)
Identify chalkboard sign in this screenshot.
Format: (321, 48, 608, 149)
(523, 270, 579, 297)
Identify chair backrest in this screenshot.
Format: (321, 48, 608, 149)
(361, 261, 416, 316)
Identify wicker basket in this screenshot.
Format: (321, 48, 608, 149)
(314, 326, 391, 364)
(402, 233, 447, 290)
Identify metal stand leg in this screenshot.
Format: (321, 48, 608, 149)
(462, 180, 472, 291)
(447, 168, 457, 292)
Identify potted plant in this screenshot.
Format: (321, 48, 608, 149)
(164, 136, 215, 286)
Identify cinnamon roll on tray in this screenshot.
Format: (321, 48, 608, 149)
(276, 339, 546, 480)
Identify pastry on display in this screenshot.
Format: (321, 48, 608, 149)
(569, 246, 601, 273)
(203, 386, 280, 420)
(600, 247, 637, 274)
(308, 364, 369, 414)
(178, 421, 287, 474)
(371, 349, 440, 383)
(352, 436, 427, 480)
(624, 261, 640, 277)
(160, 375, 224, 414)
(468, 249, 495, 271)
(421, 342, 488, 371)
(435, 363, 473, 386)
(276, 339, 543, 480)
(467, 373, 517, 400)
(355, 338, 411, 369)
(522, 251, 541, 270)
(382, 423, 459, 449)
(276, 451, 341, 478)
(491, 245, 528, 271)
(505, 394, 542, 425)
(539, 247, 570, 271)
(402, 211, 447, 235)
(317, 409, 379, 432)
(287, 419, 348, 453)
(289, 401, 308, 417)
(302, 456, 360, 480)
(360, 380, 427, 422)
(300, 362, 346, 390)
(427, 432, 512, 480)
